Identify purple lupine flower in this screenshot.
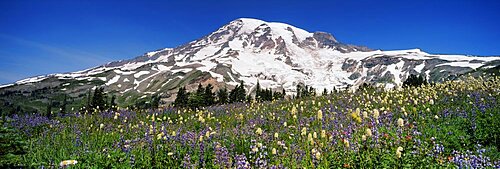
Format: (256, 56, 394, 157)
(214, 142, 231, 168)
(235, 154, 250, 169)
(182, 154, 195, 169)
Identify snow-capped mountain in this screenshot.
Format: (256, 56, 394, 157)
(2, 18, 500, 106)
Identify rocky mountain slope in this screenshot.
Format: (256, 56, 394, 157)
(1, 18, 499, 111)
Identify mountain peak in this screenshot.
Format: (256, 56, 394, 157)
(225, 18, 313, 42)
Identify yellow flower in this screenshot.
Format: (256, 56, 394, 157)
(168, 152, 174, 156)
(313, 132, 318, 139)
(362, 111, 368, 119)
(308, 133, 313, 144)
(256, 127, 263, 135)
(362, 135, 367, 141)
(59, 160, 78, 167)
(343, 139, 350, 148)
(274, 132, 279, 138)
(321, 130, 326, 138)
(351, 112, 361, 123)
(272, 148, 277, 155)
(199, 135, 203, 142)
(317, 110, 323, 121)
(301, 127, 307, 136)
(99, 123, 105, 129)
(172, 131, 176, 136)
(397, 118, 404, 127)
(396, 146, 403, 158)
(315, 151, 321, 159)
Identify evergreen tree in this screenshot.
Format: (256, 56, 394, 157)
(331, 87, 337, 95)
(296, 85, 301, 99)
(174, 87, 189, 108)
(109, 95, 117, 111)
(229, 85, 237, 103)
(188, 92, 203, 110)
(229, 81, 247, 103)
(267, 89, 273, 101)
(236, 81, 246, 102)
(61, 94, 67, 115)
(309, 86, 316, 96)
(255, 81, 261, 101)
(216, 87, 228, 104)
(85, 89, 92, 112)
(204, 84, 215, 106)
(103, 95, 109, 110)
(187, 84, 205, 109)
(273, 90, 281, 101)
(46, 100, 52, 119)
(151, 94, 161, 109)
(322, 88, 328, 96)
(403, 74, 428, 87)
(91, 87, 106, 111)
(246, 95, 252, 103)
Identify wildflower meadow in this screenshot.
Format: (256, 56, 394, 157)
(3, 76, 500, 168)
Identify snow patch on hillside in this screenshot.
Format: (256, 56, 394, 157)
(134, 71, 150, 78)
(106, 75, 121, 86)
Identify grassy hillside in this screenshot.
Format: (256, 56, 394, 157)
(3, 76, 499, 168)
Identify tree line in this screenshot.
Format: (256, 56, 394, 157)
(174, 81, 248, 110)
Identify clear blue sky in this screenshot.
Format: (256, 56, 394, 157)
(1, 0, 499, 84)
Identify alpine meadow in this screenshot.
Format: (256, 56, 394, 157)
(1, 1, 500, 168)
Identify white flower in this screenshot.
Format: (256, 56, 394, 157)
(362, 111, 368, 119)
(252, 146, 259, 152)
(308, 133, 313, 144)
(59, 160, 78, 167)
(315, 151, 321, 159)
(373, 109, 380, 119)
(397, 118, 404, 127)
(366, 128, 372, 137)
